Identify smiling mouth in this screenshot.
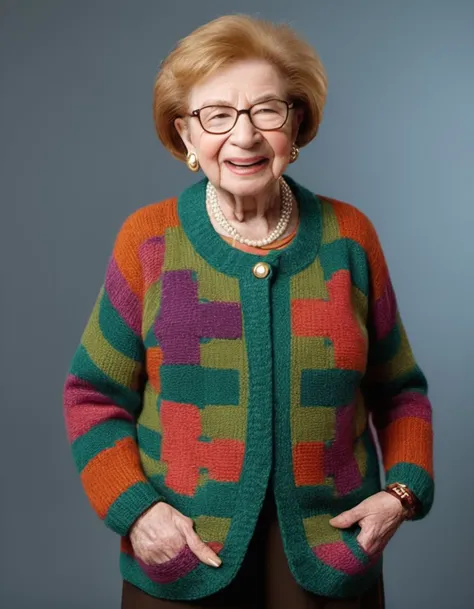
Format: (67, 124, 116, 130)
(226, 159, 268, 168)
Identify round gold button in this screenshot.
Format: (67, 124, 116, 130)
(253, 262, 270, 279)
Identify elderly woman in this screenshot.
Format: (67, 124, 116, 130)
(63, 14, 434, 609)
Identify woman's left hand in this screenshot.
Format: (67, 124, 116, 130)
(329, 491, 406, 555)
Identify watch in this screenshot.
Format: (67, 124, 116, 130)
(384, 482, 419, 520)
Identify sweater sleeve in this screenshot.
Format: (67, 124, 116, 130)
(361, 219, 434, 519)
(63, 215, 162, 536)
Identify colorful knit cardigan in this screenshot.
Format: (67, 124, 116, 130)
(63, 176, 434, 600)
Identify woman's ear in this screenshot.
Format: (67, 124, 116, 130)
(174, 118, 195, 154)
(291, 108, 304, 141)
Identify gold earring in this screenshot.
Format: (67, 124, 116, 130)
(289, 144, 300, 164)
(186, 152, 200, 172)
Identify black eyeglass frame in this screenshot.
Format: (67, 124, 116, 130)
(188, 98, 295, 134)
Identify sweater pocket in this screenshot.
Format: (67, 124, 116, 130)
(135, 544, 199, 584)
(128, 537, 223, 585)
(313, 526, 381, 577)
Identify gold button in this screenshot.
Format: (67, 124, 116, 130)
(253, 262, 270, 279)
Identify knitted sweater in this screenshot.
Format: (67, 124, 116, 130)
(63, 176, 434, 600)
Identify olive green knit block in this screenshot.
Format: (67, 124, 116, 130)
(320, 200, 341, 245)
(82, 296, 142, 388)
(290, 258, 328, 300)
(351, 285, 368, 330)
(139, 449, 168, 477)
(194, 516, 231, 544)
(143, 281, 162, 338)
(201, 406, 247, 441)
(291, 406, 335, 443)
(292, 336, 335, 386)
(163, 227, 240, 302)
(137, 385, 162, 432)
(200, 339, 245, 370)
(303, 514, 342, 546)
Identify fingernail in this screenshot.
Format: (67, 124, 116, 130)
(209, 559, 221, 568)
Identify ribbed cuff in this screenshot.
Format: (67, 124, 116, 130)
(104, 481, 162, 536)
(385, 462, 434, 520)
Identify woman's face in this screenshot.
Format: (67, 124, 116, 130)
(175, 59, 302, 199)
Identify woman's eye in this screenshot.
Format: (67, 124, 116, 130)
(208, 113, 231, 121)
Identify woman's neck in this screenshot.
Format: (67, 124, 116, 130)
(210, 181, 281, 239)
(207, 179, 298, 243)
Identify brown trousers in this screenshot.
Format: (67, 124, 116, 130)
(122, 492, 384, 609)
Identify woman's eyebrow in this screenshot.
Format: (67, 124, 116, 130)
(197, 93, 281, 107)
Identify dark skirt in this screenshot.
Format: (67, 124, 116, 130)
(121, 490, 384, 609)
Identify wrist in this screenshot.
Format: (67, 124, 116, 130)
(383, 482, 420, 520)
(130, 500, 162, 532)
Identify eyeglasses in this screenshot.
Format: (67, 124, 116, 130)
(189, 99, 294, 134)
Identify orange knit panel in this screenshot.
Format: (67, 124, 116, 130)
(146, 347, 163, 393)
(378, 417, 433, 476)
(328, 198, 389, 301)
(113, 198, 180, 300)
(80, 437, 149, 518)
(293, 442, 326, 486)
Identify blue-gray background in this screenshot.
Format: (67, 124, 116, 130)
(1, 1, 473, 607)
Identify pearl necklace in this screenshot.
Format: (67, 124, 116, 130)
(206, 178, 293, 247)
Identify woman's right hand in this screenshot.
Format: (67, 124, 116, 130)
(129, 502, 222, 568)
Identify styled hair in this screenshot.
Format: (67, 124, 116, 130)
(153, 15, 328, 161)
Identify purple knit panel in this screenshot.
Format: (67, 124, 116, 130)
(373, 277, 397, 340)
(325, 402, 362, 496)
(154, 270, 242, 365)
(373, 392, 432, 428)
(105, 257, 142, 335)
(137, 545, 199, 583)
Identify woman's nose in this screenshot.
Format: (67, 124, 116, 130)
(229, 112, 261, 147)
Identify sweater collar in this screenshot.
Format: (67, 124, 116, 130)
(177, 175, 322, 279)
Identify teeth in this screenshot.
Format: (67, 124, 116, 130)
(229, 160, 264, 167)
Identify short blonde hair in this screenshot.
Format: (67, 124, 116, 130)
(153, 15, 328, 161)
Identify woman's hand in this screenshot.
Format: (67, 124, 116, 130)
(129, 502, 222, 568)
(329, 491, 405, 555)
